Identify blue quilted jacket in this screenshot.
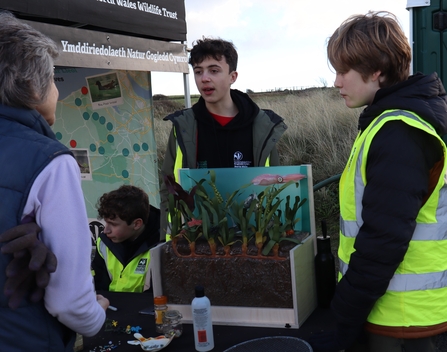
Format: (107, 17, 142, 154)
(0, 104, 74, 351)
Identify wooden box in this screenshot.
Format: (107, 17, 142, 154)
(150, 165, 317, 328)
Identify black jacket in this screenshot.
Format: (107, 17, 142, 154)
(194, 89, 259, 168)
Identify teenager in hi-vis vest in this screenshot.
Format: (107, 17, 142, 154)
(310, 11, 447, 352)
(92, 185, 160, 293)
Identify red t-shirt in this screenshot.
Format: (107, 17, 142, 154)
(209, 112, 233, 126)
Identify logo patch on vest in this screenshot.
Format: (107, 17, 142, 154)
(234, 150, 251, 168)
(135, 258, 148, 275)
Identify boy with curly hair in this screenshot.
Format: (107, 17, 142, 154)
(92, 185, 160, 292)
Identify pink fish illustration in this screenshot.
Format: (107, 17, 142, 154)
(251, 173, 306, 185)
(281, 173, 307, 182)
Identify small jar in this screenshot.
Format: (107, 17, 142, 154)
(154, 295, 168, 333)
(162, 310, 183, 338)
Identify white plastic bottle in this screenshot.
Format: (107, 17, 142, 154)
(192, 285, 214, 351)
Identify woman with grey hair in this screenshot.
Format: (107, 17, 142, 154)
(0, 11, 109, 351)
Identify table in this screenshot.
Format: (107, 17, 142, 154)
(81, 291, 335, 352)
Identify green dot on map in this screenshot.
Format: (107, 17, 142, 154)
(75, 98, 82, 106)
(99, 116, 106, 125)
(106, 122, 114, 131)
(98, 146, 105, 155)
(122, 148, 129, 157)
(83, 112, 90, 120)
(122, 170, 129, 178)
(142, 143, 149, 151)
(133, 144, 140, 152)
(55, 132, 62, 140)
(92, 112, 99, 121)
(107, 134, 114, 143)
(90, 144, 97, 152)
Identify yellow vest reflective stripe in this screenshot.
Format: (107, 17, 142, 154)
(164, 128, 182, 242)
(339, 109, 447, 327)
(174, 147, 183, 180)
(97, 238, 150, 293)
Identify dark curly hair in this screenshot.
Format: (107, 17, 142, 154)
(96, 185, 150, 225)
(189, 37, 238, 73)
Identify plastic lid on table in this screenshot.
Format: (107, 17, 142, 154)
(153, 295, 167, 305)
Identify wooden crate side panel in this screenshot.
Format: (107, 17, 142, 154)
(291, 235, 317, 327)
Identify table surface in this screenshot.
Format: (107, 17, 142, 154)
(82, 290, 447, 352)
(81, 291, 335, 352)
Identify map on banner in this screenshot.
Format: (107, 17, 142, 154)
(53, 67, 160, 221)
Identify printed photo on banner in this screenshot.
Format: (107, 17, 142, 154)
(71, 148, 93, 180)
(85, 71, 123, 110)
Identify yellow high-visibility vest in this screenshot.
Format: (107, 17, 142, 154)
(96, 238, 150, 292)
(339, 109, 447, 327)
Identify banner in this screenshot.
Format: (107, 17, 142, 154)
(24, 20, 189, 72)
(0, 0, 186, 42)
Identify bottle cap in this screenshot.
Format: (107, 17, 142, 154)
(195, 285, 205, 298)
(154, 295, 167, 305)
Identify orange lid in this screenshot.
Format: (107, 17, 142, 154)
(154, 295, 167, 305)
